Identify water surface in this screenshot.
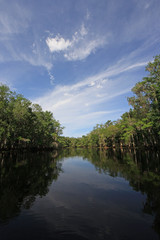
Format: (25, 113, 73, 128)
(0, 149, 160, 240)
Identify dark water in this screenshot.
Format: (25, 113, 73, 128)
(0, 149, 160, 240)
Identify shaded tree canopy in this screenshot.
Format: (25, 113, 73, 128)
(0, 85, 63, 149)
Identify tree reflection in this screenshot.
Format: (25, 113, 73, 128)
(57, 148, 160, 237)
(0, 151, 62, 223)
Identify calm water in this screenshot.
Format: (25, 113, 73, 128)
(0, 148, 160, 240)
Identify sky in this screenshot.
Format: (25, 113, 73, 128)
(0, 0, 160, 137)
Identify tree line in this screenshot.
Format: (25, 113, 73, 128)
(0, 85, 63, 149)
(58, 54, 160, 149)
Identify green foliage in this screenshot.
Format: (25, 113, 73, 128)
(0, 84, 63, 149)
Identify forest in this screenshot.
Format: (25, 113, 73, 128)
(0, 85, 63, 149)
(0, 54, 160, 149)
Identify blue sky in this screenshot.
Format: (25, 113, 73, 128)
(0, 0, 160, 137)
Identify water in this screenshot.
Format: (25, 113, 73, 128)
(0, 148, 160, 240)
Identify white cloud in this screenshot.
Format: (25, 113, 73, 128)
(89, 81, 95, 87)
(46, 36, 71, 52)
(46, 24, 107, 61)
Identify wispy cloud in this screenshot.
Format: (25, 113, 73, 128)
(0, 34, 53, 72)
(33, 57, 147, 136)
(0, 77, 17, 91)
(47, 71, 55, 85)
(0, 2, 31, 35)
(64, 38, 105, 61)
(46, 24, 107, 61)
(0, 1, 53, 75)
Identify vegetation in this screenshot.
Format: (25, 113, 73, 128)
(0, 85, 63, 149)
(58, 55, 160, 149)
